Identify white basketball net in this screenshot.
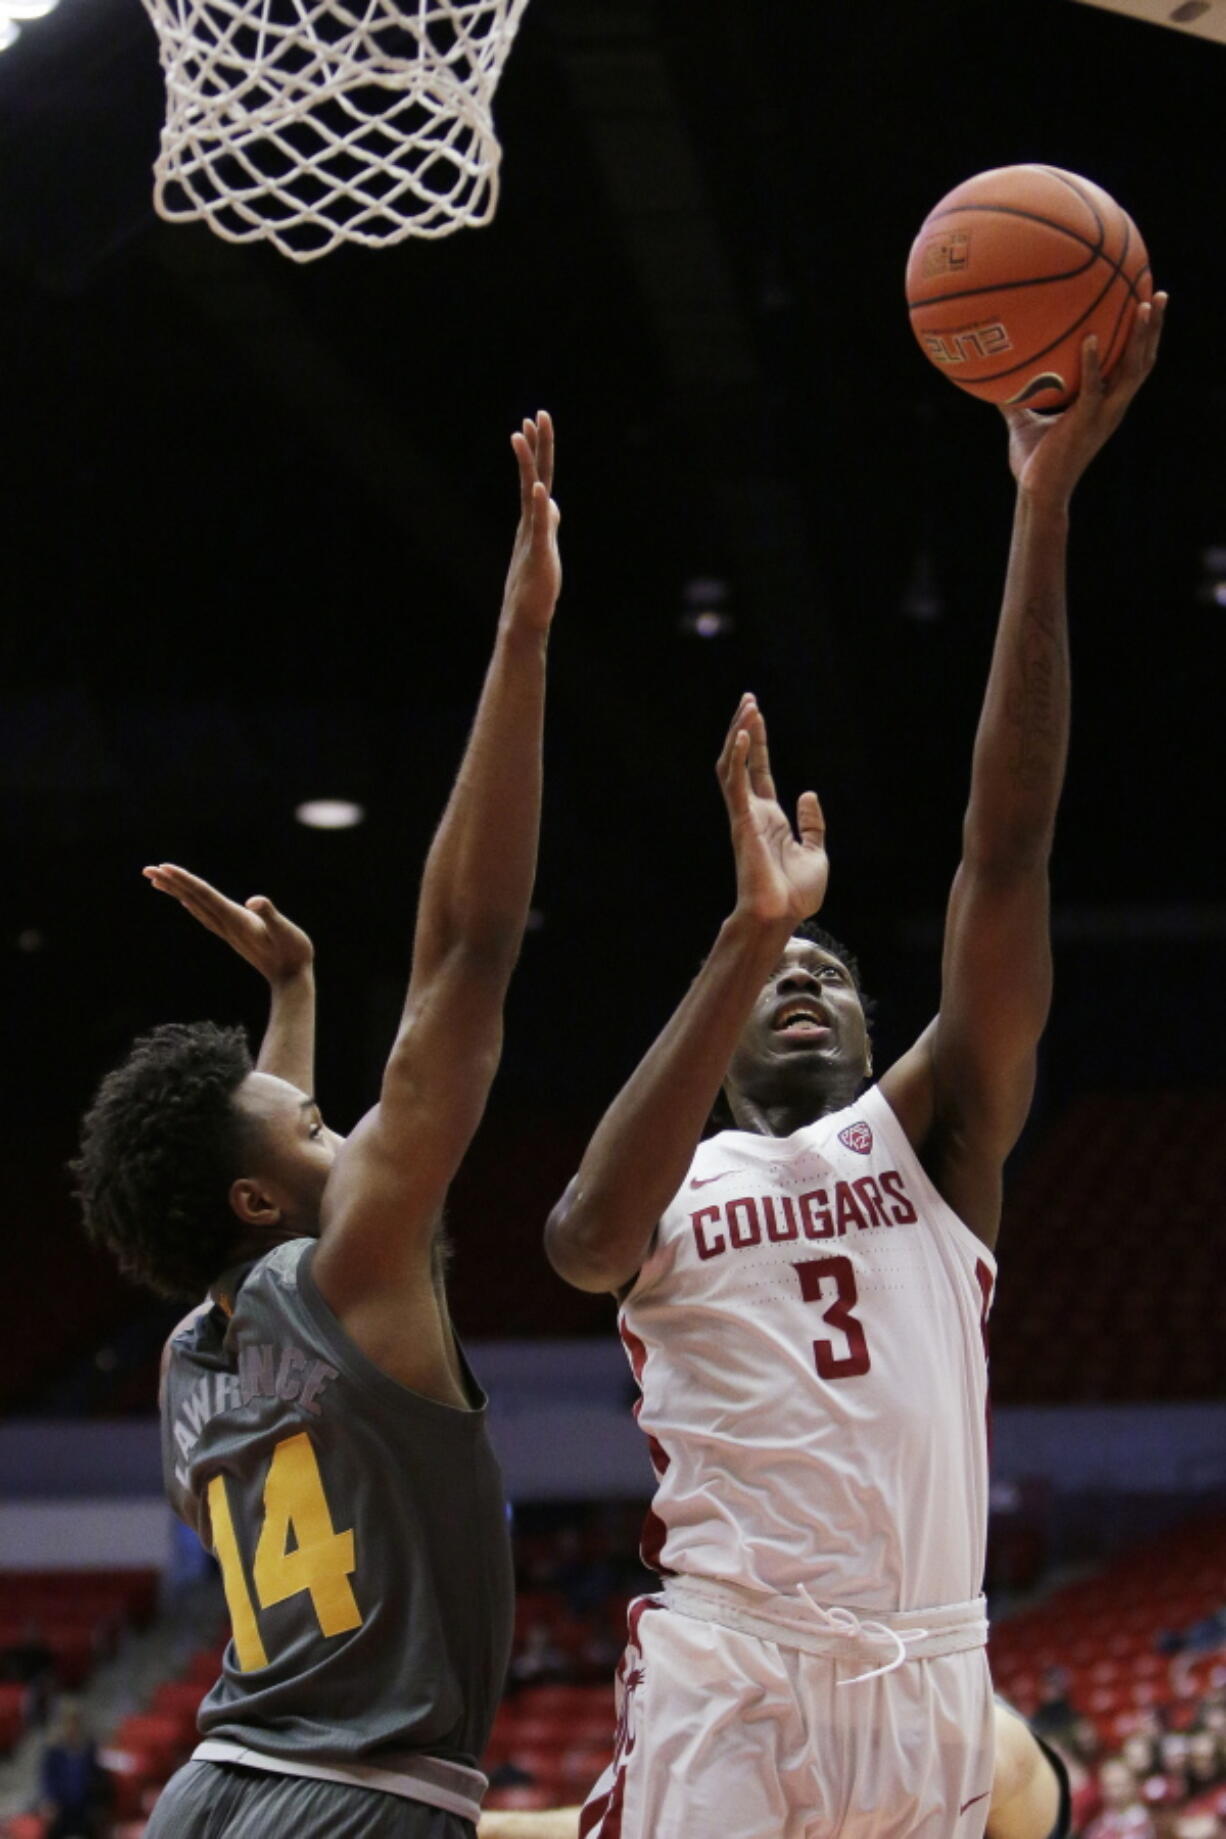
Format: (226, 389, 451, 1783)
(142, 0, 531, 261)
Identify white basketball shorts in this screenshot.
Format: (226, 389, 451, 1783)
(579, 1588, 994, 1839)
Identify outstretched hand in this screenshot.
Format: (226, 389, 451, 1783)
(1002, 291, 1167, 507)
(503, 411, 561, 631)
(717, 695, 828, 927)
(143, 863, 314, 986)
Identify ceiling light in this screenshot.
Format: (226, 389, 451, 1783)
(682, 609, 733, 638)
(0, 0, 60, 52)
(680, 575, 734, 638)
(901, 548, 943, 622)
(1197, 545, 1226, 607)
(295, 799, 365, 830)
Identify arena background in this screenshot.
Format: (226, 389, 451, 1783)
(0, 0, 1223, 1832)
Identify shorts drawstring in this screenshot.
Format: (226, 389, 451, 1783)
(796, 1585, 931, 1686)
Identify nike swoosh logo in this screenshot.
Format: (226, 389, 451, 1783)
(690, 1170, 734, 1189)
(960, 1790, 990, 1815)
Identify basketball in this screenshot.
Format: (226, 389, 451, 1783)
(905, 164, 1152, 411)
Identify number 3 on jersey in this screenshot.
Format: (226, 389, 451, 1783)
(793, 1254, 871, 1379)
(208, 1431, 362, 1670)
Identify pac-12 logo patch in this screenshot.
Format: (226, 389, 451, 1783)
(839, 1122, 873, 1155)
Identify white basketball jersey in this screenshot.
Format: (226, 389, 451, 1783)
(620, 1084, 996, 1614)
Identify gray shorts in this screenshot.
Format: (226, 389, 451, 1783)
(144, 1760, 475, 1839)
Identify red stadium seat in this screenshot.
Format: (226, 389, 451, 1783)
(0, 1683, 26, 1753)
(499, 1717, 570, 1751)
(513, 1684, 615, 1720)
(3, 1816, 49, 1839)
(989, 1511, 1226, 1751)
(183, 1646, 226, 1685)
(149, 1680, 206, 1745)
(513, 1592, 570, 1636)
(563, 1714, 615, 1746)
(101, 1713, 187, 1818)
(108, 1714, 183, 1775)
(990, 1095, 1226, 1404)
(560, 1739, 613, 1794)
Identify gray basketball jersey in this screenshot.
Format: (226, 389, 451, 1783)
(161, 1239, 513, 1770)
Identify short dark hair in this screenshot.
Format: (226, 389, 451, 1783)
(73, 1021, 254, 1300)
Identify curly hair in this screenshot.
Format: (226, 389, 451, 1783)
(73, 1021, 254, 1300)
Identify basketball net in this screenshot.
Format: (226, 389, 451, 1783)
(141, 0, 530, 261)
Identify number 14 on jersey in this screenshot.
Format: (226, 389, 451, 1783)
(208, 1431, 363, 1670)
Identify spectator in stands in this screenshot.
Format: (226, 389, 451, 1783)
(508, 1622, 569, 1692)
(1053, 1722, 1101, 1833)
(1067, 1717, 1100, 1762)
(1187, 1608, 1226, 1653)
(577, 1611, 621, 1685)
(1121, 1731, 1161, 1781)
(1031, 1663, 1076, 1741)
(1188, 1727, 1226, 1792)
(1066, 1721, 1102, 1765)
(1156, 1731, 1193, 1802)
(1172, 1817, 1222, 1839)
(544, 1526, 587, 1605)
(38, 1698, 110, 1839)
(485, 1759, 537, 1793)
(0, 1620, 54, 1726)
(1083, 1759, 1158, 1839)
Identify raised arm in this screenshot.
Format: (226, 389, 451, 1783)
(143, 864, 317, 1095)
(546, 697, 827, 1293)
(406, 412, 560, 994)
(880, 297, 1166, 1246)
(313, 416, 561, 1337)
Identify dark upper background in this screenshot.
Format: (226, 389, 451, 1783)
(0, 0, 1221, 1404)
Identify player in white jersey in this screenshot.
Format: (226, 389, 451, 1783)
(545, 299, 1165, 1839)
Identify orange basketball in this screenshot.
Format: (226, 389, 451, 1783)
(905, 165, 1152, 411)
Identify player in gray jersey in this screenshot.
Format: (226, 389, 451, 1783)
(74, 414, 562, 1838)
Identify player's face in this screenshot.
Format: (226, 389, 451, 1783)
(725, 939, 870, 1102)
(232, 1072, 342, 1235)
